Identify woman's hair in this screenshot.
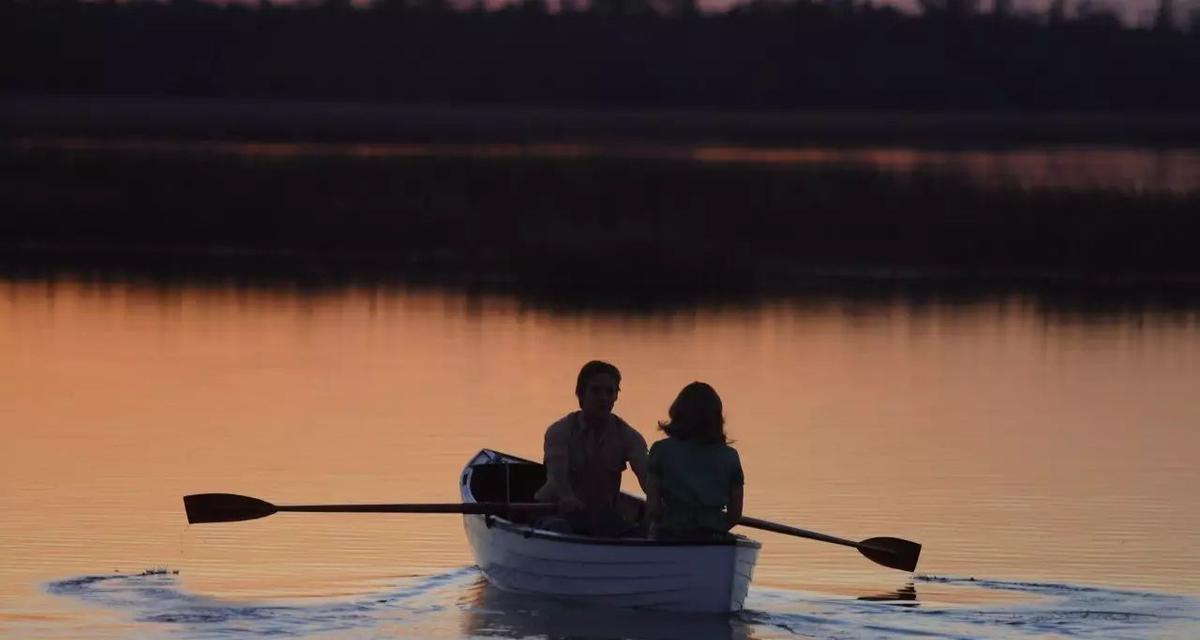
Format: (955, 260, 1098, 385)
(659, 381, 730, 444)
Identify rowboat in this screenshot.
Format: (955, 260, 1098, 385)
(459, 449, 762, 614)
(183, 457, 917, 612)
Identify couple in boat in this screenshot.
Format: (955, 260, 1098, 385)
(534, 360, 744, 540)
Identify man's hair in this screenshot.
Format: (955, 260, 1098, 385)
(658, 381, 729, 444)
(575, 360, 622, 398)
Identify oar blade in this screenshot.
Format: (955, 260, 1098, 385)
(184, 493, 278, 524)
(858, 536, 922, 572)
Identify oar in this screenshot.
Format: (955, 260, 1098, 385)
(185, 494, 921, 572)
(183, 493, 556, 525)
(736, 515, 921, 572)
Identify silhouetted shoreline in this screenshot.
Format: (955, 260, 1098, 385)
(6, 96, 1200, 147)
(7, 244, 1200, 316)
(4, 145, 1199, 307)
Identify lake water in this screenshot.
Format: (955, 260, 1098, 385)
(1, 277, 1199, 638)
(9, 137, 1200, 193)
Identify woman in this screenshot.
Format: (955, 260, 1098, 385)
(645, 382, 744, 540)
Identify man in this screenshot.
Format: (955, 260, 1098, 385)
(533, 360, 649, 536)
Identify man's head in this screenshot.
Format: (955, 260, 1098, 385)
(575, 360, 621, 421)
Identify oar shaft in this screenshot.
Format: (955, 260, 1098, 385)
(277, 502, 554, 515)
(737, 515, 859, 548)
(631, 494, 862, 549)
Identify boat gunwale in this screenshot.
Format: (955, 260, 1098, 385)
(464, 449, 763, 550)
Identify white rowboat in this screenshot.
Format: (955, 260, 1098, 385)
(459, 449, 761, 614)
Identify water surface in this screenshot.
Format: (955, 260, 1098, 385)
(9, 137, 1200, 193)
(1, 278, 1198, 638)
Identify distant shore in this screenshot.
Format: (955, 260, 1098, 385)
(4, 143, 1200, 307)
(6, 96, 1200, 147)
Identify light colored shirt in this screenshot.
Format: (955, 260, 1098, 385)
(534, 411, 648, 509)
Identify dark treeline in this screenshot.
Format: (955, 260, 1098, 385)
(5, 147, 1200, 303)
(3, 0, 1200, 110)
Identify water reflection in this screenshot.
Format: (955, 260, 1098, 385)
(7, 268, 1200, 321)
(857, 583, 919, 607)
(9, 137, 1200, 193)
(695, 145, 1200, 193)
(459, 577, 755, 640)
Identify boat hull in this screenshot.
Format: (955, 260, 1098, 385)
(460, 449, 760, 613)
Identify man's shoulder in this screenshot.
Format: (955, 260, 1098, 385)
(613, 414, 647, 447)
(546, 412, 578, 436)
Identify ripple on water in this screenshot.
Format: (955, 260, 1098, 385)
(44, 569, 1200, 639)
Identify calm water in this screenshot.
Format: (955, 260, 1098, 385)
(10, 137, 1200, 193)
(2, 278, 1199, 638)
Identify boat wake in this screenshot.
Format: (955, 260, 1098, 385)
(744, 575, 1200, 639)
(46, 567, 479, 638)
(46, 569, 1200, 639)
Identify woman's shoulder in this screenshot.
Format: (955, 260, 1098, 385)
(653, 437, 734, 453)
(650, 435, 691, 455)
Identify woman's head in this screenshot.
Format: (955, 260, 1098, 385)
(659, 381, 728, 444)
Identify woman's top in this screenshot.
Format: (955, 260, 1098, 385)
(648, 436, 744, 536)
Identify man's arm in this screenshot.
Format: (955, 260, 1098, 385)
(627, 430, 650, 496)
(535, 421, 584, 512)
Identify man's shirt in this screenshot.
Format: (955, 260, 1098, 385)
(534, 411, 648, 509)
